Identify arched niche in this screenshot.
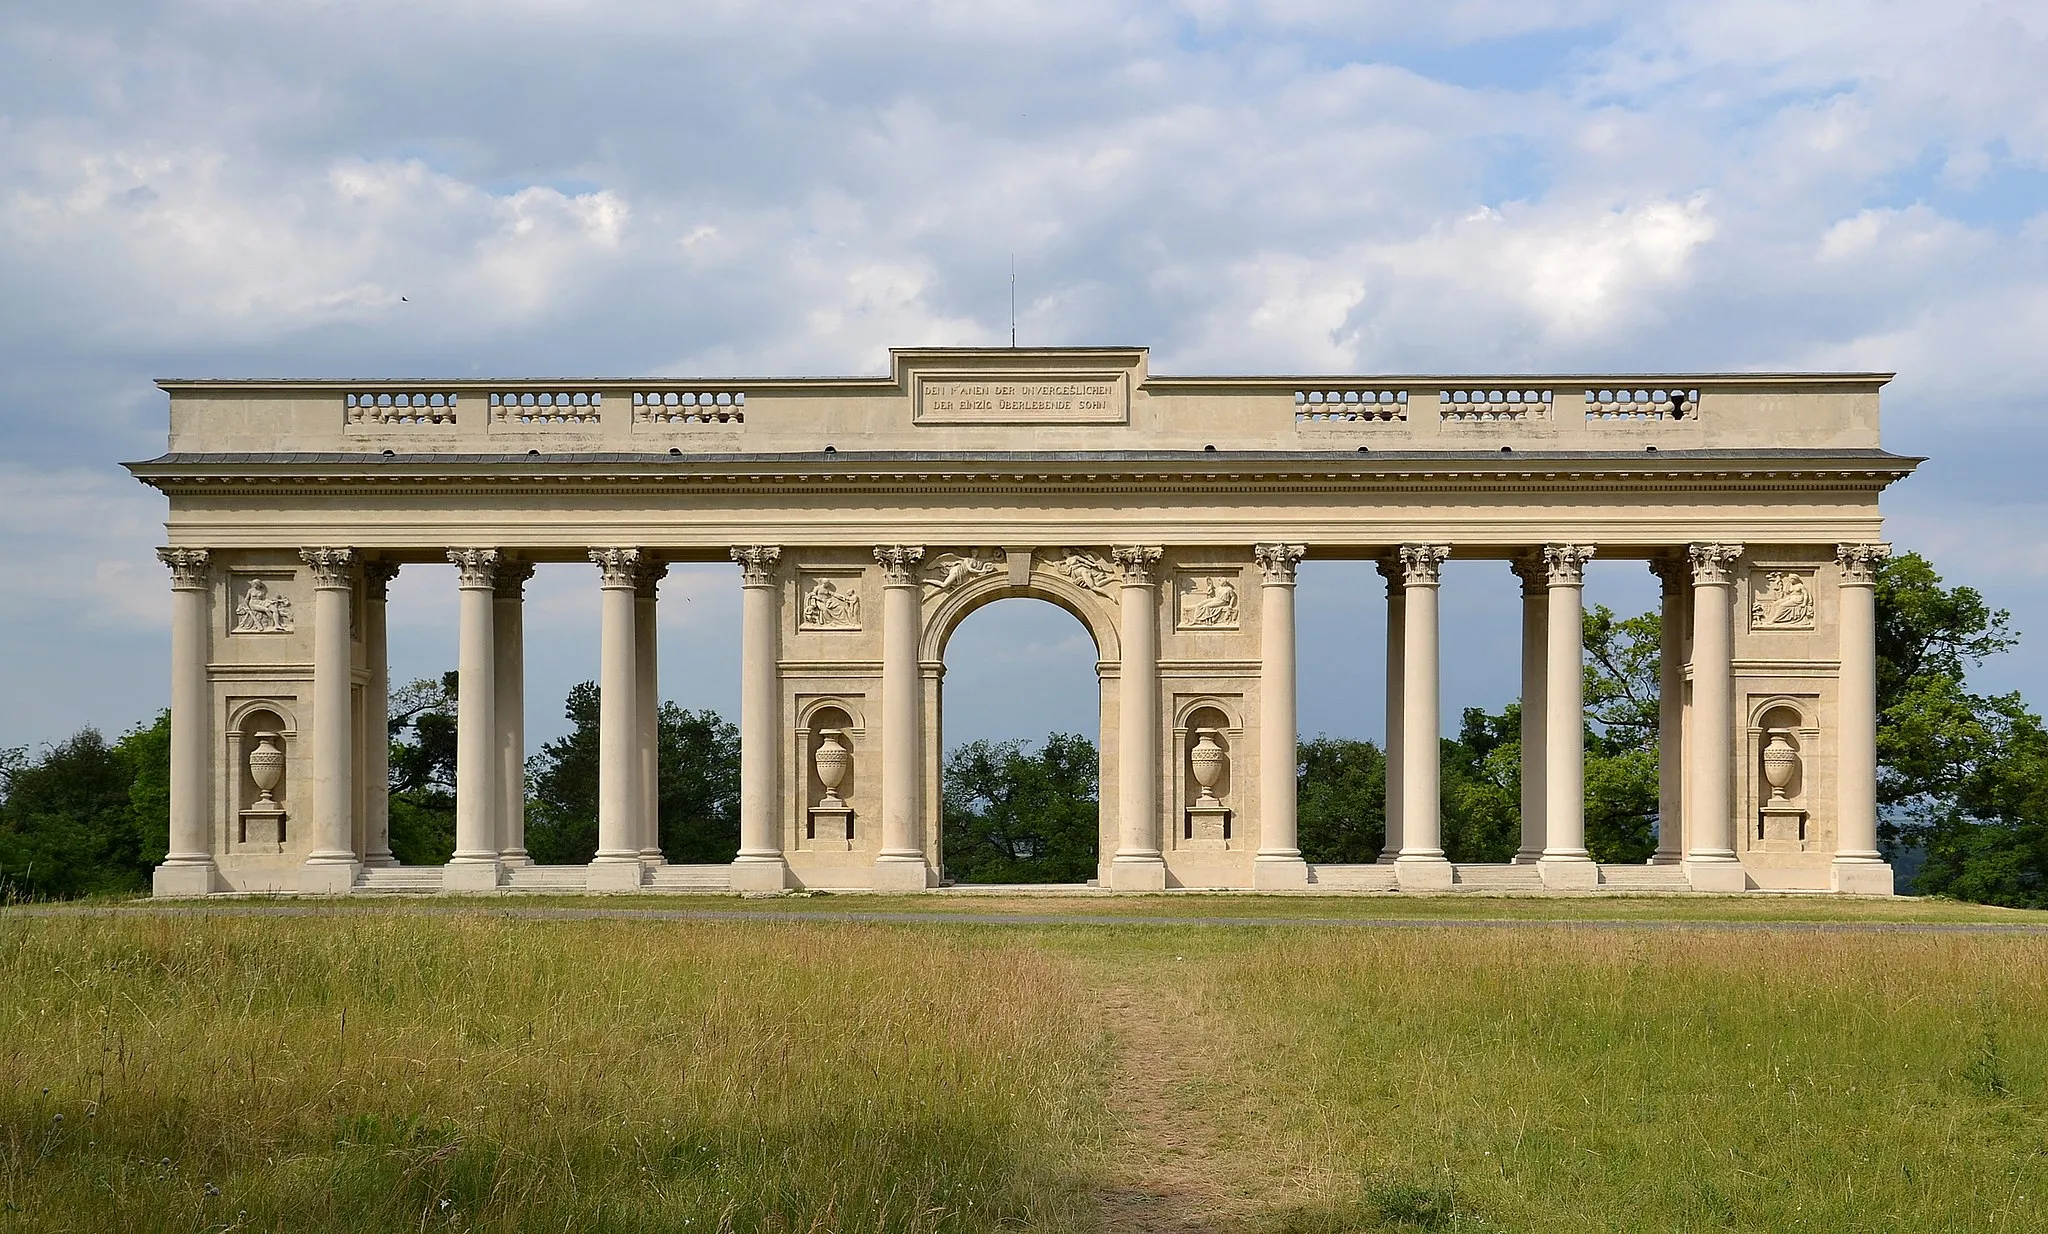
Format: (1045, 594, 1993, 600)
(1173, 697, 1245, 851)
(226, 698, 298, 853)
(1746, 695, 1819, 852)
(796, 696, 867, 851)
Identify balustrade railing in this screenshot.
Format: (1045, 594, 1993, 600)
(633, 391, 746, 425)
(1440, 388, 1552, 423)
(1294, 389, 1407, 422)
(1585, 386, 1697, 422)
(345, 392, 459, 425)
(491, 391, 603, 425)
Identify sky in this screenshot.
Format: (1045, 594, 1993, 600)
(3, 0, 2046, 755)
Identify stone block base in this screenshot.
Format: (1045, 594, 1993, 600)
(442, 860, 503, 892)
(1684, 860, 1749, 893)
(871, 859, 932, 892)
(729, 858, 791, 893)
(1252, 856, 1311, 890)
(1108, 858, 1167, 891)
(585, 859, 646, 892)
(152, 861, 217, 898)
(1831, 861, 1895, 896)
(298, 860, 360, 895)
(1538, 857, 1600, 889)
(1394, 857, 1454, 890)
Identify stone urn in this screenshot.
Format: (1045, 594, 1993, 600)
(249, 732, 285, 804)
(1761, 733, 1799, 803)
(814, 729, 851, 808)
(1189, 729, 1227, 804)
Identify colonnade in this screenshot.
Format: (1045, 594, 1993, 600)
(155, 538, 1890, 894)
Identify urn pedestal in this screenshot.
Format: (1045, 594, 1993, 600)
(237, 731, 289, 852)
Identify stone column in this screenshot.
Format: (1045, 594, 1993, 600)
(1395, 544, 1453, 888)
(361, 562, 399, 868)
(1833, 544, 1893, 894)
(299, 548, 360, 893)
(731, 546, 789, 891)
(494, 560, 533, 867)
(1111, 545, 1167, 890)
(1684, 543, 1747, 892)
(1510, 557, 1547, 865)
(153, 548, 217, 897)
(1376, 559, 1405, 863)
(1539, 544, 1598, 887)
(635, 558, 668, 867)
(588, 548, 645, 890)
(444, 549, 503, 890)
(874, 545, 930, 891)
(1254, 544, 1310, 888)
(1650, 557, 1688, 865)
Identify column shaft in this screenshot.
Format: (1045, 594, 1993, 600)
(363, 563, 397, 867)
(1685, 544, 1745, 891)
(732, 546, 788, 890)
(1539, 545, 1595, 886)
(1513, 561, 1546, 864)
(1396, 545, 1452, 887)
(589, 549, 643, 887)
(635, 565, 666, 865)
(1833, 544, 1892, 893)
(154, 550, 217, 896)
(1652, 559, 1687, 864)
(301, 549, 359, 892)
(447, 550, 501, 888)
(1254, 544, 1308, 887)
(1112, 546, 1166, 890)
(1377, 560, 1405, 863)
(495, 563, 531, 866)
(875, 545, 929, 890)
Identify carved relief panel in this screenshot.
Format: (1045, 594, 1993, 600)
(1749, 568, 1817, 631)
(1175, 571, 1242, 631)
(229, 574, 296, 634)
(798, 571, 863, 631)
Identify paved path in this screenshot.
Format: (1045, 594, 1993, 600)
(8, 902, 2048, 935)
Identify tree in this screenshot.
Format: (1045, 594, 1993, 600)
(941, 734, 1099, 884)
(1296, 736, 1384, 863)
(386, 672, 458, 866)
(523, 681, 741, 865)
(1580, 606, 1660, 863)
(0, 713, 169, 899)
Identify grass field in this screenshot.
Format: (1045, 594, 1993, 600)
(3, 900, 2046, 1231)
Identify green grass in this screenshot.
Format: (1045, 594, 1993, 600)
(4, 905, 2046, 1231)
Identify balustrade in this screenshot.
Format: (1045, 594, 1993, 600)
(1585, 386, 1697, 421)
(634, 391, 746, 424)
(346, 391, 459, 425)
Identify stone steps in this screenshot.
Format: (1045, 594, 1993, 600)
(1451, 864, 1547, 889)
(1306, 863, 1400, 891)
(1596, 864, 1693, 891)
(646, 865, 733, 892)
(504, 865, 596, 892)
(353, 867, 447, 893)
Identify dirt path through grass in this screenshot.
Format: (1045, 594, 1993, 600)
(1091, 977, 1241, 1233)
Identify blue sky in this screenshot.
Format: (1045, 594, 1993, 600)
(2, 0, 2045, 753)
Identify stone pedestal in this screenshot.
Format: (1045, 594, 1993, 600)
(1757, 804, 1809, 853)
(807, 806, 855, 851)
(298, 860, 359, 895)
(1538, 858, 1600, 889)
(152, 862, 217, 898)
(1109, 857, 1168, 891)
(585, 859, 646, 891)
(442, 860, 503, 891)
(730, 857, 790, 892)
(1684, 860, 1748, 893)
(1253, 854, 1311, 889)
(1183, 803, 1231, 851)
(1395, 857, 1455, 890)
(872, 858, 932, 892)
(1831, 860, 1894, 895)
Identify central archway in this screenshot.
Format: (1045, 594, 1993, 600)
(924, 573, 1119, 885)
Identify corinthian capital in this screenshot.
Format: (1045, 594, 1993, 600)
(1836, 543, 1892, 585)
(447, 548, 504, 589)
(1110, 545, 1163, 585)
(1398, 543, 1451, 587)
(635, 556, 669, 599)
(731, 545, 782, 586)
(493, 559, 534, 600)
(1253, 543, 1306, 584)
(1543, 543, 1597, 586)
(590, 547, 644, 588)
(364, 560, 401, 602)
(299, 548, 358, 589)
(874, 544, 926, 584)
(1687, 542, 1745, 586)
(156, 547, 212, 590)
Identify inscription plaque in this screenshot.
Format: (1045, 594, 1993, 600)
(915, 372, 1129, 425)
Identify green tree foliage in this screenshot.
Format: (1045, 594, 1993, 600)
(522, 681, 741, 865)
(1296, 735, 1385, 862)
(1441, 707, 1520, 862)
(0, 712, 169, 899)
(941, 734, 1099, 884)
(1874, 553, 2048, 906)
(1580, 606, 1660, 864)
(385, 672, 459, 866)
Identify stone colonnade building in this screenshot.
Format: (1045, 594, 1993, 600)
(129, 347, 1916, 896)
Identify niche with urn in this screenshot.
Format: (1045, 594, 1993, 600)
(1174, 701, 1243, 851)
(798, 700, 867, 851)
(1747, 699, 1821, 853)
(226, 701, 297, 854)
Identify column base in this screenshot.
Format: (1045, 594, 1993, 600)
(871, 858, 933, 892)
(730, 857, 791, 893)
(442, 859, 504, 892)
(499, 851, 533, 869)
(151, 861, 218, 898)
(1252, 855, 1310, 889)
(299, 858, 360, 895)
(585, 858, 647, 891)
(1538, 856, 1600, 889)
(1831, 860, 1895, 896)
(1683, 859, 1749, 893)
(1108, 856, 1167, 892)
(1511, 850, 1542, 866)
(639, 851, 666, 869)
(1375, 852, 1400, 865)
(362, 852, 399, 869)
(1647, 852, 1685, 866)
(1394, 856, 1454, 890)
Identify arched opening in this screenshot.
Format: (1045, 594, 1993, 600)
(934, 592, 1104, 885)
